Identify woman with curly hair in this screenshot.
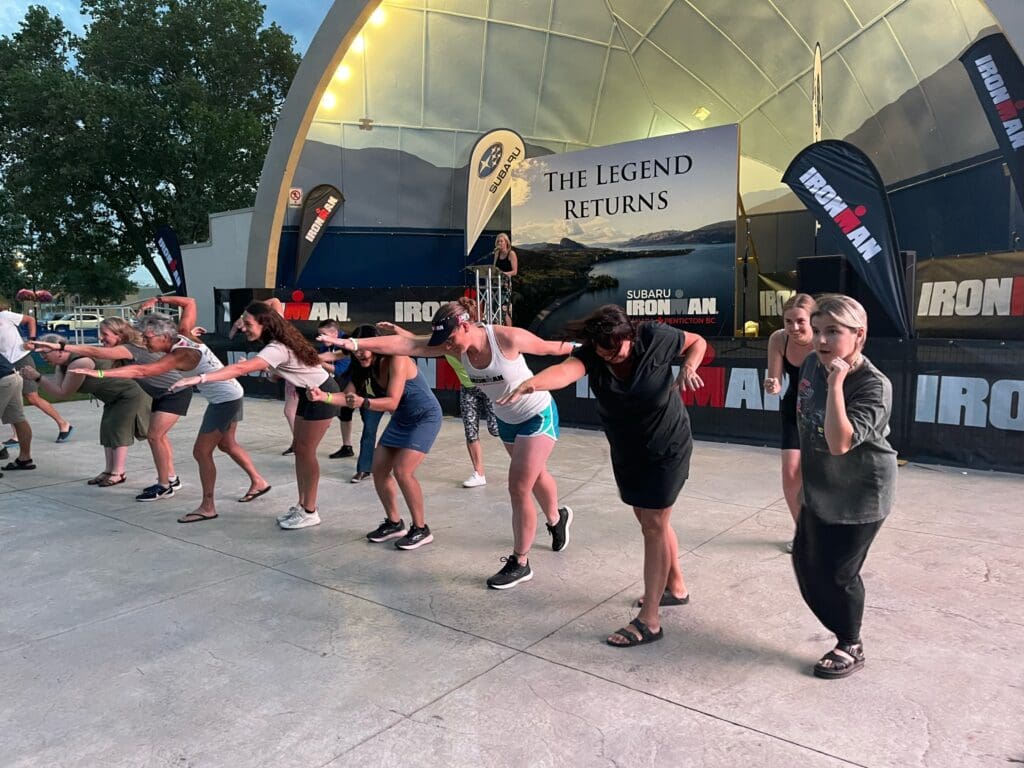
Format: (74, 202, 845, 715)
(171, 301, 341, 530)
(22, 333, 150, 486)
(30, 315, 189, 501)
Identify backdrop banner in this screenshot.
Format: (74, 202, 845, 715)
(783, 140, 912, 338)
(960, 33, 1024, 211)
(296, 184, 344, 282)
(914, 251, 1024, 339)
(510, 126, 739, 337)
(465, 128, 525, 256)
(757, 270, 799, 333)
(155, 225, 186, 296)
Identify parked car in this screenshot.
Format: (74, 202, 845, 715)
(49, 313, 104, 332)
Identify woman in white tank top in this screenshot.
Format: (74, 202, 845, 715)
(322, 298, 576, 590)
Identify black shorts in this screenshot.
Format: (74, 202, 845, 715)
(334, 371, 354, 422)
(199, 398, 243, 434)
(151, 387, 192, 416)
(295, 377, 341, 421)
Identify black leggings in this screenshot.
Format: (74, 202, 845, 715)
(792, 510, 884, 646)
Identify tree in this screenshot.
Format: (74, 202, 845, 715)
(0, 1, 300, 301)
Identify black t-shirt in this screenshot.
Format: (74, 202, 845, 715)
(572, 323, 691, 462)
(0, 353, 14, 378)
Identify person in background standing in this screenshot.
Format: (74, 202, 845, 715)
(317, 319, 355, 459)
(493, 233, 517, 326)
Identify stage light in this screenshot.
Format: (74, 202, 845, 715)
(693, 106, 711, 122)
(351, 34, 365, 54)
(334, 64, 351, 82)
(370, 8, 386, 26)
(320, 91, 337, 110)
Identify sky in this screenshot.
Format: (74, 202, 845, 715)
(1, 1, 334, 286)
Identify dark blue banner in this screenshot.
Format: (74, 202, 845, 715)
(782, 140, 912, 338)
(155, 225, 186, 296)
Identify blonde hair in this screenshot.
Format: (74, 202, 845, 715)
(100, 316, 143, 346)
(782, 292, 816, 315)
(812, 294, 868, 349)
(494, 232, 511, 253)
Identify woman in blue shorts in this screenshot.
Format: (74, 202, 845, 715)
(312, 326, 441, 551)
(321, 297, 575, 589)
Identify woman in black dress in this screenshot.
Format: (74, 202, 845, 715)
(499, 305, 707, 646)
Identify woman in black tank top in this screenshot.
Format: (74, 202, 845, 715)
(763, 293, 816, 551)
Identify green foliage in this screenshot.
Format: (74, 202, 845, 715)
(0, 1, 300, 302)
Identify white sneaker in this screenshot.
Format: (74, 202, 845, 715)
(463, 472, 487, 488)
(276, 505, 301, 523)
(279, 508, 321, 530)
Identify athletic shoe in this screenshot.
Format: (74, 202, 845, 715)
(350, 471, 371, 484)
(486, 554, 533, 589)
(281, 445, 295, 456)
(367, 518, 405, 542)
(395, 524, 433, 550)
(546, 506, 573, 552)
(169, 476, 182, 490)
(136, 483, 174, 502)
(0, 447, 7, 461)
(277, 505, 302, 523)
(2, 437, 18, 447)
(462, 472, 486, 488)
(330, 445, 355, 459)
(279, 508, 321, 530)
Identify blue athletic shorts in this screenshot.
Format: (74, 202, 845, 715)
(497, 400, 559, 444)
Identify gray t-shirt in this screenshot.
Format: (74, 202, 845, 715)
(796, 354, 897, 525)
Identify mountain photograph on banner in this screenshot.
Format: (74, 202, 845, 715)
(465, 129, 526, 256)
(510, 126, 739, 337)
(295, 184, 344, 283)
(782, 140, 912, 338)
(155, 224, 186, 296)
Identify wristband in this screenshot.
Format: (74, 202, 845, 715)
(326, 393, 333, 403)
(97, 370, 105, 378)
(28, 336, 36, 341)
(199, 373, 207, 384)
(350, 338, 359, 352)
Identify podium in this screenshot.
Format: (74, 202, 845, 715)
(467, 265, 510, 325)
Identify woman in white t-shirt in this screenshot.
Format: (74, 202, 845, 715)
(172, 301, 341, 530)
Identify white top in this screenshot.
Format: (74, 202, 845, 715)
(171, 336, 243, 404)
(0, 310, 30, 364)
(462, 324, 551, 425)
(257, 341, 330, 389)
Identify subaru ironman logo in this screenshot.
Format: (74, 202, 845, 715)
(478, 142, 503, 178)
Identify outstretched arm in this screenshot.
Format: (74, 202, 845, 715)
(675, 332, 707, 391)
(496, 357, 586, 405)
(27, 340, 133, 362)
(170, 355, 270, 390)
(78, 348, 199, 380)
(22, 360, 89, 399)
(494, 326, 574, 357)
(375, 321, 416, 338)
(318, 333, 441, 358)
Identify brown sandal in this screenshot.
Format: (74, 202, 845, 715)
(88, 472, 111, 485)
(97, 473, 126, 487)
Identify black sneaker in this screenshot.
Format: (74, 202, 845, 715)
(0, 447, 7, 461)
(367, 518, 406, 543)
(329, 445, 355, 459)
(350, 471, 371, 484)
(395, 524, 433, 550)
(169, 476, 182, 490)
(282, 445, 295, 456)
(136, 483, 174, 502)
(486, 554, 533, 589)
(546, 506, 573, 552)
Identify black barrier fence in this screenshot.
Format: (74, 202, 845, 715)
(203, 335, 1024, 474)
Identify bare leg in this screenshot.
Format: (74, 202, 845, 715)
(13, 419, 32, 461)
(466, 439, 484, 476)
(192, 431, 221, 515)
(24, 391, 70, 432)
(216, 422, 268, 493)
(609, 507, 678, 644)
(292, 416, 331, 510)
(503, 436, 557, 562)
(635, 507, 687, 604)
(391, 448, 429, 528)
(146, 411, 180, 486)
(372, 446, 401, 523)
(110, 446, 129, 476)
(781, 449, 802, 523)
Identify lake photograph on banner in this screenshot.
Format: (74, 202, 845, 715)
(510, 125, 739, 337)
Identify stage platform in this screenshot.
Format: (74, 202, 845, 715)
(1, 397, 1020, 767)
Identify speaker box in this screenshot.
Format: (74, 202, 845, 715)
(797, 252, 916, 338)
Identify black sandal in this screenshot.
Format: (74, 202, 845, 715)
(2, 458, 36, 471)
(636, 590, 690, 608)
(606, 617, 664, 648)
(813, 643, 865, 679)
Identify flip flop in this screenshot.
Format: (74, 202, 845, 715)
(636, 590, 690, 608)
(606, 618, 664, 648)
(2, 459, 36, 471)
(178, 511, 219, 524)
(237, 485, 272, 503)
(56, 426, 74, 443)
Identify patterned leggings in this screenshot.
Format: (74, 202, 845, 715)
(459, 386, 499, 443)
